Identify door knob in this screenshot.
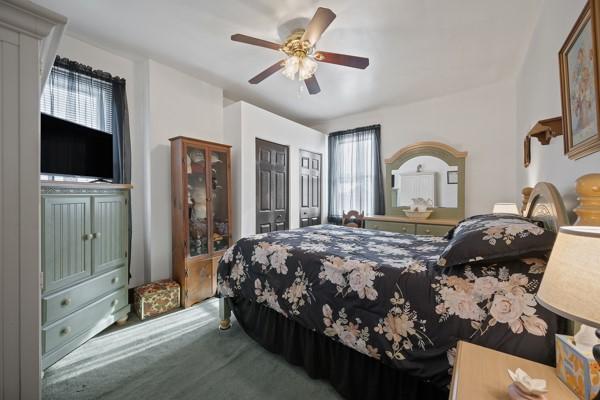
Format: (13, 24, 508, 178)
(93, 232, 101, 239)
(83, 234, 94, 241)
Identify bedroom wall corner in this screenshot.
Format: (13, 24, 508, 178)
(515, 0, 598, 218)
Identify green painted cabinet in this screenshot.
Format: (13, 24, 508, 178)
(93, 195, 128, 274)
(41, 182, 132, 369)
(42, 196, 92, 293)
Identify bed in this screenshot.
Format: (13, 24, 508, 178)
(216, 182, 570, 399)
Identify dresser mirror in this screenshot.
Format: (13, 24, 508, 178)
(384, 141, 467, 220)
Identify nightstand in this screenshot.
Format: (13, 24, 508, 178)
(449, 341, 577, 399)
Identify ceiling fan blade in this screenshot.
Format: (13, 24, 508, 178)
(231, 34, 281, 51)
(314, 51, 369, 69)
(304, 75, 321, 95)
(249, 60, 285, 84)
(301, 7, 336, 46)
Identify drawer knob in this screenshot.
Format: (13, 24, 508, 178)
(93, 232, 102, 239)
(111, 277, 119, 284)
(59, 326, 71, 337)
(425, 229, 431, 234)
(401, 227, 407, 232)
(111, 299, 119, 307)
(60, 298, 71, 307)
(83, 234, 94, 241)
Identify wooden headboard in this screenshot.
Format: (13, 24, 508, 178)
(522, 182, 570, 233)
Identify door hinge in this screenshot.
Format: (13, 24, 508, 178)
(125, 250, 128, 258)
(125, 199, 128, 205)
(40, 272, 44, 289)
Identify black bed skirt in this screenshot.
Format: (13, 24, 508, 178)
(230, 297, 448, 400)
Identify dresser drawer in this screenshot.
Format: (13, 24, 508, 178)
(43, 266, 127, 325)
(43, 288, 127, 354)
(366, 220, 416, 234)
(416, 224, 451, 237)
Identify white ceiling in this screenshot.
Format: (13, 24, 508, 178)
(33, 0, 542, 125)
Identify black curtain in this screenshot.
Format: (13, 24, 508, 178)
(328, 124, 385, 224)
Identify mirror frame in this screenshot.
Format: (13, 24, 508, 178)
(384, 141, 467, 220)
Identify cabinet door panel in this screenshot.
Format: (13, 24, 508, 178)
(93, 195, 127, 274)
(43, 196, 92, 293)
(183, 258, 213, 307)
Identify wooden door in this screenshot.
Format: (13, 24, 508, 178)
(256, 138, 289, 233)
(92, 195, 128, 274)
(42, 196, 92, 293)
(299, 150, 322, 227)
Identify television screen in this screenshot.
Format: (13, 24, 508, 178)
(41, 113, 113, 180)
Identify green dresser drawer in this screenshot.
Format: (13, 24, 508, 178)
(42, 266, 127, 325)
(416, 224, 451, 237)
(365, 220, 416, 234)
(42, 288, 128, 354)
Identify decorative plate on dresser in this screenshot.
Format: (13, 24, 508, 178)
(365, 141, 467, 236)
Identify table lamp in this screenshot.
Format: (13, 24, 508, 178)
(536, 226, 600, 392)
(493, 203, 520, 214)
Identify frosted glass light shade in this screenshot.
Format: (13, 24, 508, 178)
(536, 226, 600, 328)
(492, 203, 519, 214)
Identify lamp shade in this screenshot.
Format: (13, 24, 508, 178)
(536, 226, 600, 328)
(492, 203, 520, 214)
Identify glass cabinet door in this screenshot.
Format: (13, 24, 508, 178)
(209, 149, 230, 252)
(186, 146, 209, 257)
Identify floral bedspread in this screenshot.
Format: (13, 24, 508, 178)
(217, 224, 558, 387)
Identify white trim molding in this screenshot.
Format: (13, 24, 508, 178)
(0, 1, 66, 399)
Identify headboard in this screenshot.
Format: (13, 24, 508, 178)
(522, 182, 570, 233)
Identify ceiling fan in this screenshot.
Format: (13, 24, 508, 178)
(231, 7, 369, 95)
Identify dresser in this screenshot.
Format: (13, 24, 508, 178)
(170, 137, 232, 308)
(41, 182, 131, 369)
(364, 215, 457, 236)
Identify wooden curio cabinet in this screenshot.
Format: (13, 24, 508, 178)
(170, 137, 232, 307)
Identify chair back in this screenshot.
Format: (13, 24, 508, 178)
(342, 210, 365, 228)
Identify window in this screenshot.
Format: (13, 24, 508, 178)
(328, 125, 385, 222)
(41, 62, 113, 134)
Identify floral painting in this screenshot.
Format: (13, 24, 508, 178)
(567, 18, 597, 146)
(561, 3, 600, 160)
(217, 224, 560, 389)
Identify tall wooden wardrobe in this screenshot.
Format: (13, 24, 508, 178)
(170, 137, 232, 308)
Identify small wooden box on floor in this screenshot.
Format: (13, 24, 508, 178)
(134, 280, 180, 320)
(449, 341, 577, 399)
(170, 137, 233, 308)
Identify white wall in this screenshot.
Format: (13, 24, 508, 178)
(312, 80, 517, 216)
(224, 101, 328, 239)
(56, 35, 146, 287)
(145, 60, 223, 281)
(516, 0, 599, 217)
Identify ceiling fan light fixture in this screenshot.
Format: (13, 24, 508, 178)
(282, 55, 317, 81)
(282, 55, 300, 80)
(298, 56, 317, 80)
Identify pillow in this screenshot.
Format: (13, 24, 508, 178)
(437, 214, 556, 268)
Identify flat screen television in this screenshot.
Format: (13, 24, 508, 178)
(41, 113, 113, 180)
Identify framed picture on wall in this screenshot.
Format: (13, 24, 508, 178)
(559, 0, 600, 160)
(447, 170, 458, 184)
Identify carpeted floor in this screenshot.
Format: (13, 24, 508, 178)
(42, 298, 342, 400)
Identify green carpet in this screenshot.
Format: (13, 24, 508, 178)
(42, 298, 341, 399)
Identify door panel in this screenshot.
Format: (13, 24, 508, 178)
(93, 195, 127, 274)
(256, 139, 289, 233)
(183, 258, 213, 307)
(299, 150, 322, 226)
(42, 196, 92, 293)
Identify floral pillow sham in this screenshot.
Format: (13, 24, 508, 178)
(437, 214, 555, 268)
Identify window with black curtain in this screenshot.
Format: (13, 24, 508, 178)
(41, 56, 131, 184)
(328, 124, 385, 223)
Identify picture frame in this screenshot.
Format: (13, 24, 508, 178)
(559, 0, 600, 160)
(447, 170, 458, 184)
